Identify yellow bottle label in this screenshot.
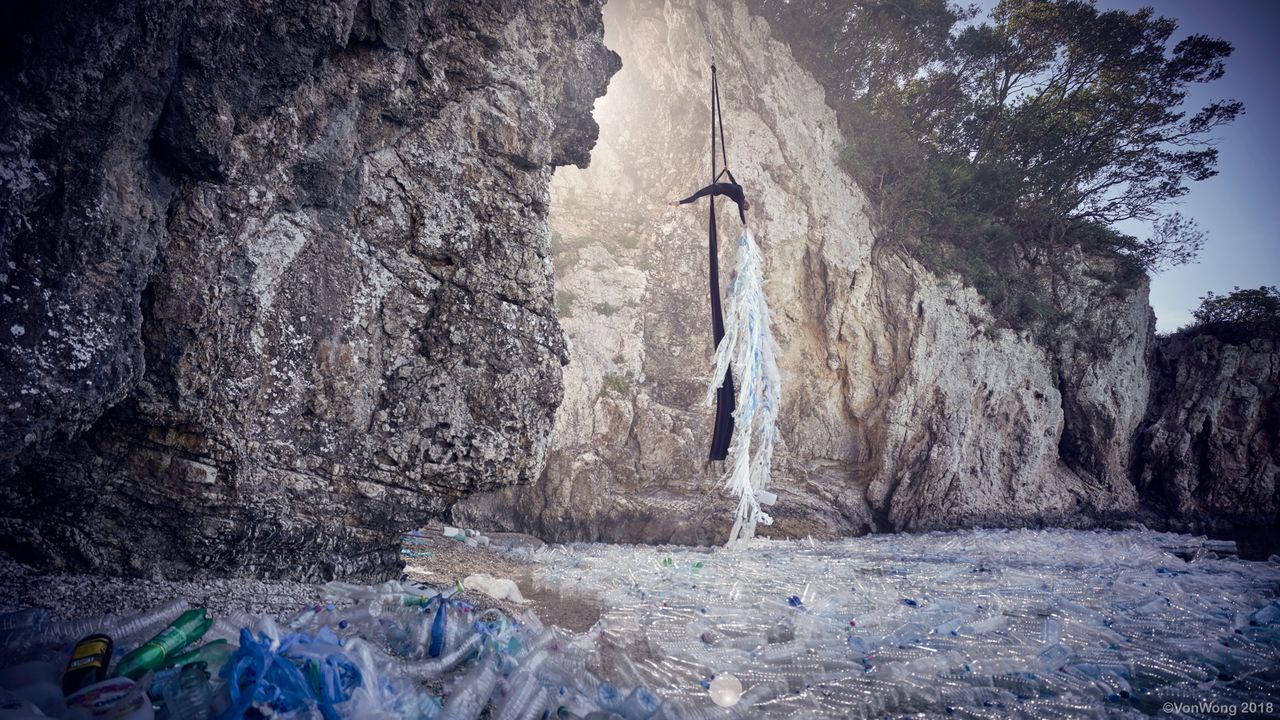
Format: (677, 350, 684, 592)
(67, 656, 104, 671)
(72, 639, 109, 659)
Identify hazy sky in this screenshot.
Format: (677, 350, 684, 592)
(977, 0, 1280, 331)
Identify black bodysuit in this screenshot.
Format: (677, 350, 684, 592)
(678, 174, 747, 224)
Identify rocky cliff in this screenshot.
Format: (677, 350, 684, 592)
(1138, 333, 1279, 534)
(453, 0, 1155, 544)
(0, 0, 618, 579)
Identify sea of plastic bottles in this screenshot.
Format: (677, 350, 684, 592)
(1, 527, 1277, 719)
(0, 577, 657, 720)
(529, 528, 1280, 718)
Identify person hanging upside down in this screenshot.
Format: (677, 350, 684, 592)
(669, 169, 750, 224)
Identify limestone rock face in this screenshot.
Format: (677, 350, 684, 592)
(452, 0, 1151, 544)
(0, 0, 618, 579)
(1138, 334, 1279, 531)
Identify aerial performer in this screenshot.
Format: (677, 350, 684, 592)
(669, 169, 751, 224)
(670, 60, 780, 548)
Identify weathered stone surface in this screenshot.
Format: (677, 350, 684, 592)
(453, 0, 1150, 544)
(1137, 334, 1279, 532)
(0, 0, 618, 579)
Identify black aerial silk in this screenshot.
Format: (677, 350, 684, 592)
(707, 64, 736, 462)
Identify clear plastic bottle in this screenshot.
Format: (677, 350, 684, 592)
(617, 686, 660, 720)
(0, 609, 47, 637)
(205, 609, 259, 644)
(438, 661, 499, 720)
(152, 664, 213, 720)
(401, 634, 482, 678)
(493, 671, 540, 720)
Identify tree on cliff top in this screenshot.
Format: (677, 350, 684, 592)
(750, 0, 1241, 330)
(1184, 286, 1280, 341)
(931, 0, 1239, 255)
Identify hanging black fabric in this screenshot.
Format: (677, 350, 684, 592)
(708, 64, 736, 462)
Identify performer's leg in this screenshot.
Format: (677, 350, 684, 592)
(677, 184, 716, 204)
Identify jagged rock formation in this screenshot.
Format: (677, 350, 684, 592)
(453, 0, 1154, 544)
(0, 0, 618, 579)
(1138, 334, 1279, 532)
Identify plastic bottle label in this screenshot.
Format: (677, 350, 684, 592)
(71, 639, 110, 660)
(67, 655, 105, 672)
(67, 678, 148, 718)
(145, 626, 189, 657)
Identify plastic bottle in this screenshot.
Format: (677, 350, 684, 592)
(205, 610, 258, 644)
(38, 600, 191, 651)
(151, 664, 212, 720)
(62, 634, 114, 695)
(617, 686, 659, 720)
(401, 634, 482, 678)
(66, 676, 154, 720)
(0, 610, 47, 637)
(112, 610, 212, 680)
(163, 640, 233, 672)
(4, 601, 196, 662)
(438, 661, 498, 720)
(106, 601, 192, 646)
(493, 672, 540, 720)
(1036, 643, 1072, 671)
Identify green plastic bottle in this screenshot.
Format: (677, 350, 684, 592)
(112, 609, 212, 680)
(163, 638, 233, 672)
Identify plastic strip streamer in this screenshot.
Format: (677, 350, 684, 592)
(706, 227, 781, 547)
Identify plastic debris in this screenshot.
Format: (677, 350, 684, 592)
(113, 609, 212, 680)
(708, 673, 742, 707)
(3, 528, 1277, 719)
(461, 575, 527, 604)
(530, 527, 1280, 717)
(706, 227, 781, 547)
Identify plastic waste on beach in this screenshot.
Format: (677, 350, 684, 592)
(61, 634, 113, 696)
(2, 581, 658, 719)
(4, 527, 1278, 719)
(438, 527, 490, 548)
(530, 527, 1280, 718)
(66, 676, 153, 720)
(707, 673, 741, 707)
(113, 610, 212, 680)
(461, 575, 527, 604)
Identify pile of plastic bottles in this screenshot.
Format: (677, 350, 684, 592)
(4, 527, 1278, 719)
(0, 580, 659, 719)
(531, 528, 1280, 718)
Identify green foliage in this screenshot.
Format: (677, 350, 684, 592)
(600, 374, 630, 396)
(618, 235, 640, 250)
(556, 290, 576, 317)
(751, 0, 1240, 336)
(1184, 286, 1280, 341)
(594, 302, 620, 317)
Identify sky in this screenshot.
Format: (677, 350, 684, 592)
(1105, 0, 1280, 331)
(975, 0, 1280, 331)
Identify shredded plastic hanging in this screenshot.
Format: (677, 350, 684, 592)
(706, 227, 781, 547)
